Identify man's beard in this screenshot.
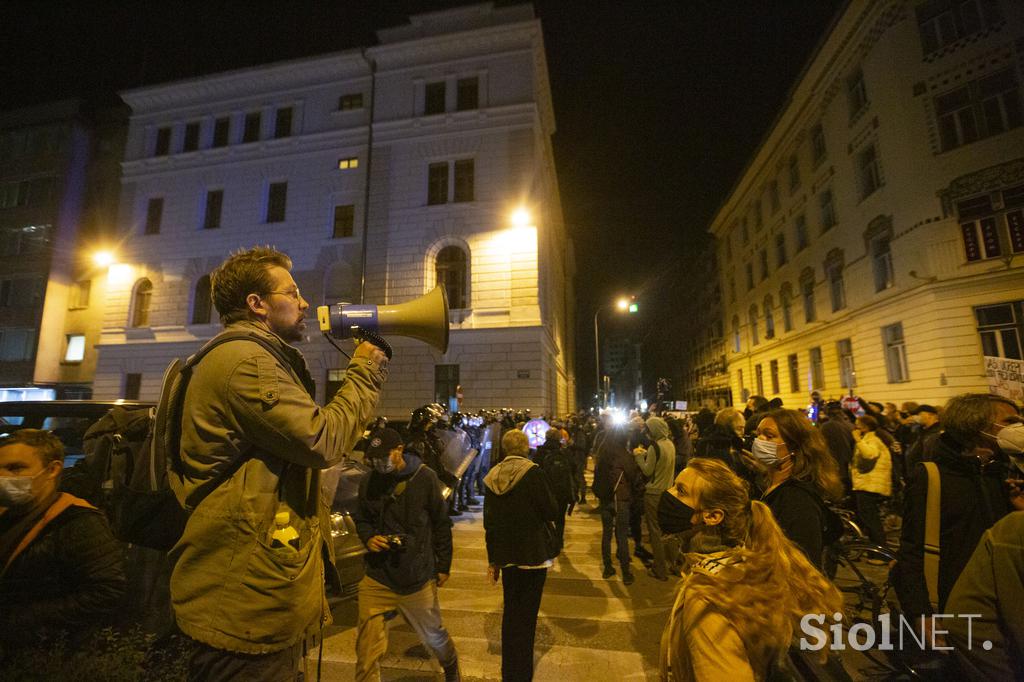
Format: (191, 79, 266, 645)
(277, 318, 305, 342)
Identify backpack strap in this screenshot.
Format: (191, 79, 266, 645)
(2, 494, 95, 577)
(922, 461, 941, 611)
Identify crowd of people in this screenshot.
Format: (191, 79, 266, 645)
(2, 248, 1023, 681)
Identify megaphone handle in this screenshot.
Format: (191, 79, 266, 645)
(359, 330, 393, 360)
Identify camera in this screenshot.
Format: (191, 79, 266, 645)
(383, 533, 408, 551)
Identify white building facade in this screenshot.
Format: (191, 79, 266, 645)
(712, 0, 1024, 407)
(93, 3, 576, 418)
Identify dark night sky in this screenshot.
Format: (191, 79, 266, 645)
(2, 0, 844, 403)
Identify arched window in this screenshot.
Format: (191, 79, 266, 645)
(780, 283, 794, 332)
(732, 315, 741, 353)
(191, 275, 212, 325)
(748, 304, 760, 346)
(764, 295, 775, 339)
(131, 278, 153, 327)
(435, 246, 468, 309)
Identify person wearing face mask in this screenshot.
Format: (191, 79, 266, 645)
(748, 409, 844, 569)
(904, 404, 942, 472)
(0, 429, 125, 652)
(658, 458, 845, 681)
(850, 415, 893, 550)
(893, 393, 1019, 650)
(353, 427, 461, 682)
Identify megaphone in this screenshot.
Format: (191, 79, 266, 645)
(317, 286, 449, 359)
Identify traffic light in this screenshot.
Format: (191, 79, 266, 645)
(628, 301, 638, 313)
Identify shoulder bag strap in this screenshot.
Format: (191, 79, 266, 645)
(922, 461, 941, 610)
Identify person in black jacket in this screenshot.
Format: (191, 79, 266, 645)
(353, 428, 461, 682)
(0, 430, 125, 653)
(484, 428, 559, 682)
(592, 427, 640, 583)
(893, 394, 1018, 643)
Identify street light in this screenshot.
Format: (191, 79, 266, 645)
(93, 250, 115, 268)
(594, 295, 637, 408)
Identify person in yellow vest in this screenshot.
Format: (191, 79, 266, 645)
(0, 429, 126, 652)
(850, 414, 893, 550)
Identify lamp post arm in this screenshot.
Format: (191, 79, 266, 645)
(594, 306, 603, 409)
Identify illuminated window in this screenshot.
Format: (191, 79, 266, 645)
(957, 185, 1024, 262)
(131, 279, 153, 327)
(191, 275, 212, 325)
(436, 246, 468, 309)
(338, 157, 359, 170)
(64, 334, 85, 363)
(883, 322, 910, 383)
(425, 82, 446, 115)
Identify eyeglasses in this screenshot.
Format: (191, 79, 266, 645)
(265, 288, 302, 301)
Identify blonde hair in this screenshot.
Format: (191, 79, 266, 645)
(499, 429, 529, 462)
(683, 458, 844, 663)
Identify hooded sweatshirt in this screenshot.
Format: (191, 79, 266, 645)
(483, 456, 560, 566)
(636, 417, 676, 494)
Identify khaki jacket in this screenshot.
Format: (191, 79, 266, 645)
(851, 431, 892, 496)
(169, 320, 384, 653)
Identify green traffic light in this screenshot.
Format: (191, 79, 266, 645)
(628, 303, 638, 313)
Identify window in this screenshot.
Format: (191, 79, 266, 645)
(243, 112, 261, 143)
(811, 124, 827, 165)
(212, 117, 230, 147)
(191, 275, 212, 325)
(795, 214, 809, 251)
(936, 68, 1023, 151)
(124, 373, 142, 401)
(266, 182, 287, 223)
(732, 316, 741, 353)
(64, 334, 85, 363)
(819, 189, 836, 232)
(759, 249, 769, 281)
(917, 0, 1004, 55)
(788, 154, 801, 193)
(770, 359, 780, 395)
(764, 296, 775, 339)
(800, 268, 816, 323)
(738, 369, 746, 401)
(131, 279, 153, 327)
(754, 200, 763, 231)
(274, 107, 293, 138)
(775, 232, 788, 267)
(333, 204, 354, 239)
(825, 250, 846, 312)
(69, 279, 91, 309)
(857, 144, 882, 199)
(809, 347, 825, 390)
(975, 302, 1023, 359)
(837, 338, 856, 388)
(749, 305, 759, 346)
(145, 198, 163, 235)
(453, 159, 474, 202)
(434, 364, 460, 409)
(456, 77, 479, 111)
(769, 180, 781, 214)
(883, 322, 910, 382)
(0, 278, 42, 307)
(871, 233, 894, 291)
(788, 353, 800, 393)
(427, 162, 448, 205)
(780, 283, 794, 332)
(154, 127, 171, 156)
(339, 93, 363, 110)
(203, 190, 223, 230)
(755, 364, 764, 397)
(728, 276, 736, 303)
(957, 185, 1024, 261)
(740, 219, 750, 245)
(338, 157, 359, 170)
(847, 68, 869, 120)
(425, 82, 446, 115)
(436, 245, 468, 309)
(0, 328, 36, 361)
(745, 263, 754, 291)
(183, 121, 200, 152)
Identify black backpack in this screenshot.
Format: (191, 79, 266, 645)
(69, 331, 291, 550)
(542, 449, 576, 506)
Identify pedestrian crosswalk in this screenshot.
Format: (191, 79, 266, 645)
(311, 499, 676, 680)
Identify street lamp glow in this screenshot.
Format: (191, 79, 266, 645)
(93, 250, 115, 267)
(616, 297, 629, 311)
(511, 207, 532, 228)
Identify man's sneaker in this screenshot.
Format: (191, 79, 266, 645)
(602, 565, 616, 579)
(622, 571, 635, 586)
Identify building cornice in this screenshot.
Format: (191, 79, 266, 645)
(367, 21, 539, 70)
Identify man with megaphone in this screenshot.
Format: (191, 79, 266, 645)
(169, 246, 388, 681)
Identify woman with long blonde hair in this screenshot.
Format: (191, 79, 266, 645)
(659, 458, 844, 681)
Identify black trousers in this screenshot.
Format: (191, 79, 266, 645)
(188, 638, 301, 682)
(854, 490, 888, 547)
(500, 566, 547, 682)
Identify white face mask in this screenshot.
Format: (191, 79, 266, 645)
(0, 472, 39, 507)
(751, 438, 789, 467)
(991, 422, 1024, 455)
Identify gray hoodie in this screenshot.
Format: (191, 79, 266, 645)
(636, 416, 676, 493)
(484, 456, 536, 495)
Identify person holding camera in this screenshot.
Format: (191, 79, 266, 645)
(353, 427, 460, 682)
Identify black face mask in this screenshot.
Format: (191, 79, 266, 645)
(658, 490, 697, 535)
